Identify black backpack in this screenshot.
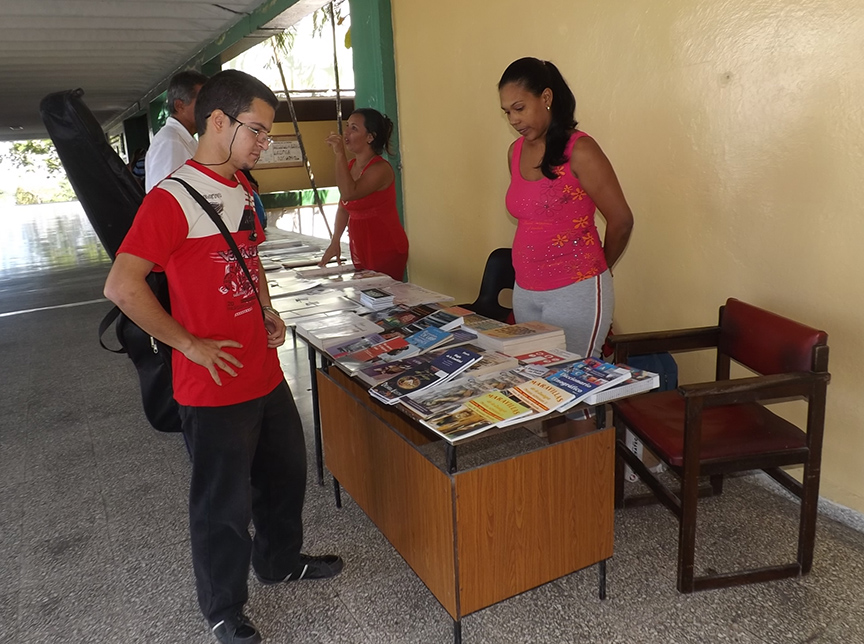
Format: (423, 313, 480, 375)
(40, 88, 181, 433)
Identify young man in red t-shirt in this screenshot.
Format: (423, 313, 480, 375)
(105, 70, 343, 644)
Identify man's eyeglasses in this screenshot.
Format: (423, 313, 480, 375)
(225, 113, 274, 147)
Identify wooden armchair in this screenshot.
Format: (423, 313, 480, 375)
(609, 298, 830, 593)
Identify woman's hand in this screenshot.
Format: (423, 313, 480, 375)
(326, 132, 345, 156)
(318, 241, 344, 267)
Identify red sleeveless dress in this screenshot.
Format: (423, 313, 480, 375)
(341, 156, 409, 280)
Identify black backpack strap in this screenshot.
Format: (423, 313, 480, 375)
(98, 305, 126, 353)
(169, 177, 264, 320)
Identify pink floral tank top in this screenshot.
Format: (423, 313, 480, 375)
(506, 131, 607, 291)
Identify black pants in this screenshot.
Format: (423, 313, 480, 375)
(180, 380, 307, 624)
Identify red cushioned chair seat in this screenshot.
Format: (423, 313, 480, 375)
(615, 390, 807, 468)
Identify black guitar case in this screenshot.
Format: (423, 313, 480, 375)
(39, 88, 144, 259)
(40, 89, 181, 433)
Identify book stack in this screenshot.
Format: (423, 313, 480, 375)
(295, 312, 385, 350)
(473, 321, 567, 356)
(359, 287, 395, 311)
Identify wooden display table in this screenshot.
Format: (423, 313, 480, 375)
(316, 366, 614, 643)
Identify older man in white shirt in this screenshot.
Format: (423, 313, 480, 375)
(145, 70, 209, 192)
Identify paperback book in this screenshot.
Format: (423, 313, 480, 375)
(461, 313, 509, 333)
(420, 391, 533, 444)
(295, 312, 384, 350)
(355, 356, 430, 386)
(496, 378, 576, 427)
(461, 349, 520, 377)
(405, 326, 452, 352)
(366, 304, 438, 330)
(514, 348, 582, 368)
(400, 368, 530, 419)
(545, 358, 631, 411)
(335, 337, 412, 373)
(581, 365, 660, 405)
(326, 333, 391, 360)
(369, 347, 482, 405)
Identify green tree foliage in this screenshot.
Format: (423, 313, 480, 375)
(2, 139, 64, 175)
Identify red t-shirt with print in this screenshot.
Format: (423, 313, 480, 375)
(118, 160, 282, 407)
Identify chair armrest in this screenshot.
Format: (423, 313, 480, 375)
(678, 371, 830, 407)
(610, 325, 720, 360)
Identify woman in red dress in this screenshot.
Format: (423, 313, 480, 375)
(319, 108, 409, 280)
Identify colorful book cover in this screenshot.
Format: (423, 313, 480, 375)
(336, 337, 411, 372)
(421, 390, 533, 443)
(356, 356, 428, 386)
(515, 348, 582, 367)
(326, 333, 388, 359)
(369, 346, 482, 404)
(545, 358, 631, 411)
(496, 378, 575, 427)
(406, 326, 452, 351)
(461, 313, 509, 332)
(400, 368, 530, 419)
(478, 321, 563, 340)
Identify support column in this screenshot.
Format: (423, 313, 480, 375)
(347, 0, 403, 225)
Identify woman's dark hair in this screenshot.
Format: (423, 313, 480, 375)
(195, 70, 279, 136)
(498, 57, 577, 180)
(352, 108, 394, 156)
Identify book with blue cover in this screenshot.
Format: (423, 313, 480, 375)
(545, 358, 631, 411)
(406, 326, 452, 352)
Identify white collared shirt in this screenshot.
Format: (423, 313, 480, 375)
(144, 116, 198, 192)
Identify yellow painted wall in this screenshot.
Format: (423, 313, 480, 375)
(391, 1, 864, 512)
(253, 120, 339, 194)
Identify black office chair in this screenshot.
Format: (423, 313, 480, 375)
(462, 248, 515, 322)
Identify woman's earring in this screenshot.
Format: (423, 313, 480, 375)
(546, 105, 551, 111)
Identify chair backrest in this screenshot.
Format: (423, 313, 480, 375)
(466, 248, 515, 322)
(719, 298, 828, 375)
(40, 88, 145, 260)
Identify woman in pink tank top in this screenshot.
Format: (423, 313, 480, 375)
(498, 57, 634, 363)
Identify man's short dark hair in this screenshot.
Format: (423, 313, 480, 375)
(194, 70, 280, 136)
(167, 70, 209, 115)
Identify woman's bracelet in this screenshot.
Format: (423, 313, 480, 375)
(262, 305, 280, 317)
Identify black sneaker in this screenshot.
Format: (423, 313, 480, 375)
(211, 613, 262, 644)
(256, 553, 344, 584)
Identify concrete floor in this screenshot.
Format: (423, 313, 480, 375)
(2, 201, 863, 643)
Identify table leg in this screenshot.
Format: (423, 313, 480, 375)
(333, 476, 342, 509)
(446, 443, 457, 474)
(308, 343, 324, 486)
(453, 619, 462, 644)
(595, 403, 607, 429)
(598, 559, 607, 600)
